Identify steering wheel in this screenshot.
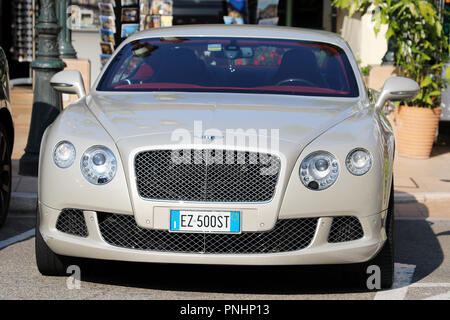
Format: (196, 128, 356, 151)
(276, 78, 316, 87)
(125, 79, 144, 84)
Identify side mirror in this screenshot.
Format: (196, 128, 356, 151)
(375, 76, 419, 111)
(50, 70, 86, 99)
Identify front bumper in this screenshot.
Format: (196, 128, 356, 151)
(39, 203, 386, 266)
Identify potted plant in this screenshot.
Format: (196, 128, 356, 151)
(333, 0, 449, 158)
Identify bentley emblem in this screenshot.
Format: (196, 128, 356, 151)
(195, 135, 224, 142)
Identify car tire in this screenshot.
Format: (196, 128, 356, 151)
(35, 205, 70, 276)
(361, 178, 395, 289)
(0, 122, 12, 228)
(371, 178, 395, 289)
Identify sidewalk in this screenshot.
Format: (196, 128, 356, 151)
(8, 146, 450, 218)
(9, 160, 37, 214)
(393, 145, 450, 218)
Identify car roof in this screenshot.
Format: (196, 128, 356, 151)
(124, 24, 348, 49)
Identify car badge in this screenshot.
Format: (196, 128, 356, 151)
(195, 135, 224, 142)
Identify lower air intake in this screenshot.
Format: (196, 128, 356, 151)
(328, 216, 364, 243)
(56, 209, 88, 237)
(97, 212, 318, 254)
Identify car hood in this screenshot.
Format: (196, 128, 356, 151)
(87, 91, 361, 149)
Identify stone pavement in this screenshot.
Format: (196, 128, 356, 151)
(9, 160, 37, 214)
(8, 146, 450, 218)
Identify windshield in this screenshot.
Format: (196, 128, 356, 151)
(97, 37, 359, 98)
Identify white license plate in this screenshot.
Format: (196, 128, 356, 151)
(170, 210, 240, 233)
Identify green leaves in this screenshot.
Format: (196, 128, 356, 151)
(435, 20, 442, 36)
(385, 26, 395, 40)
(421, 76, 432, 87)
(428, 91, 442, 96)
(332, 0, 449, 108)
(417, 0, 435, 23)
(372, 10, 383, 34)
(409, 2, 418, 17)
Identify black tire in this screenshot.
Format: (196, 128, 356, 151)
(0, 122, 12, 228)
(364, 178, 395, 289)
(35, 205, 70, 276)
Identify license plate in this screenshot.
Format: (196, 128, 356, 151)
(170, 210, 240, 233)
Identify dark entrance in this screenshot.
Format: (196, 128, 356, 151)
(292, 0, 323, 29)
(278, 0, 326, 30)
(0, 0, 33, 80)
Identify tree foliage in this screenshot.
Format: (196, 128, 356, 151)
(332, 0, 449, 108)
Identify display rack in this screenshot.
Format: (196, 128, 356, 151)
(70, 0, 101, 31)
(98, 0, 173, 68)
(11, 0, 35, 63)
(10, 0, 39, 87)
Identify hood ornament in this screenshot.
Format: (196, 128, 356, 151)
(195, 135, 224, 143)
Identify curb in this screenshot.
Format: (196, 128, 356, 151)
(394, 192, 450, 204)
(8, 191, 450, 215)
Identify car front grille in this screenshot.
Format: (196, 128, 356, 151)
(56, 209, 88, 237)
(134, 149, 281, 202)
(97, 212, 318, 254)
(328, 216, 364, 243)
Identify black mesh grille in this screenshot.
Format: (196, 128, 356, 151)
(328, 216, 364, 243)
(134, 149, 281, 202)
(56, 209, 88, 237)
(98, 212, 318, 254)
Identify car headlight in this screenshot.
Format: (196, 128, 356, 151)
(80, 146, 117, 185)
(346, 148, 372, 176)
(53, 141, 76, 168)
(299, 151, 339, 190)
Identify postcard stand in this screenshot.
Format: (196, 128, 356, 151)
(98, 1, 173, 68)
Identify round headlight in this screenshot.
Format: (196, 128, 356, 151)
(299, 151, 339, 190)
(53, 141, 76, 168)
(346, 148, 372, 176)
(80, 146, 117, 185)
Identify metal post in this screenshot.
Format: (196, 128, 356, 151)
(56, 0, 77, 59)
(19, 0, 66, 176)
(286, 0, 293, 27)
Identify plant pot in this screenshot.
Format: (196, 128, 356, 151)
(395, 106, 442, 159)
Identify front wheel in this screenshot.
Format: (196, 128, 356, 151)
(0, 122, 12, 228)
(35, 205, 71, 276)
(359, 179, 395, 289)
(369, 179, 395, 288)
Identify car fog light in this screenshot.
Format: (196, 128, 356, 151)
(53, 141, 76, 168)
(299, 151, 339, 190)
(346, 148, 372, 176)
(81, 146, 117, 185)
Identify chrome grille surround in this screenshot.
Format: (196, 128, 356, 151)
(97, 212, 318, 254)
(55, 209, 88, 237)
(328, 216, 364, 243)
(134, 149, 281, 202)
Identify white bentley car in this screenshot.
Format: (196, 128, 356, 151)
(37, 25, 418, 288)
